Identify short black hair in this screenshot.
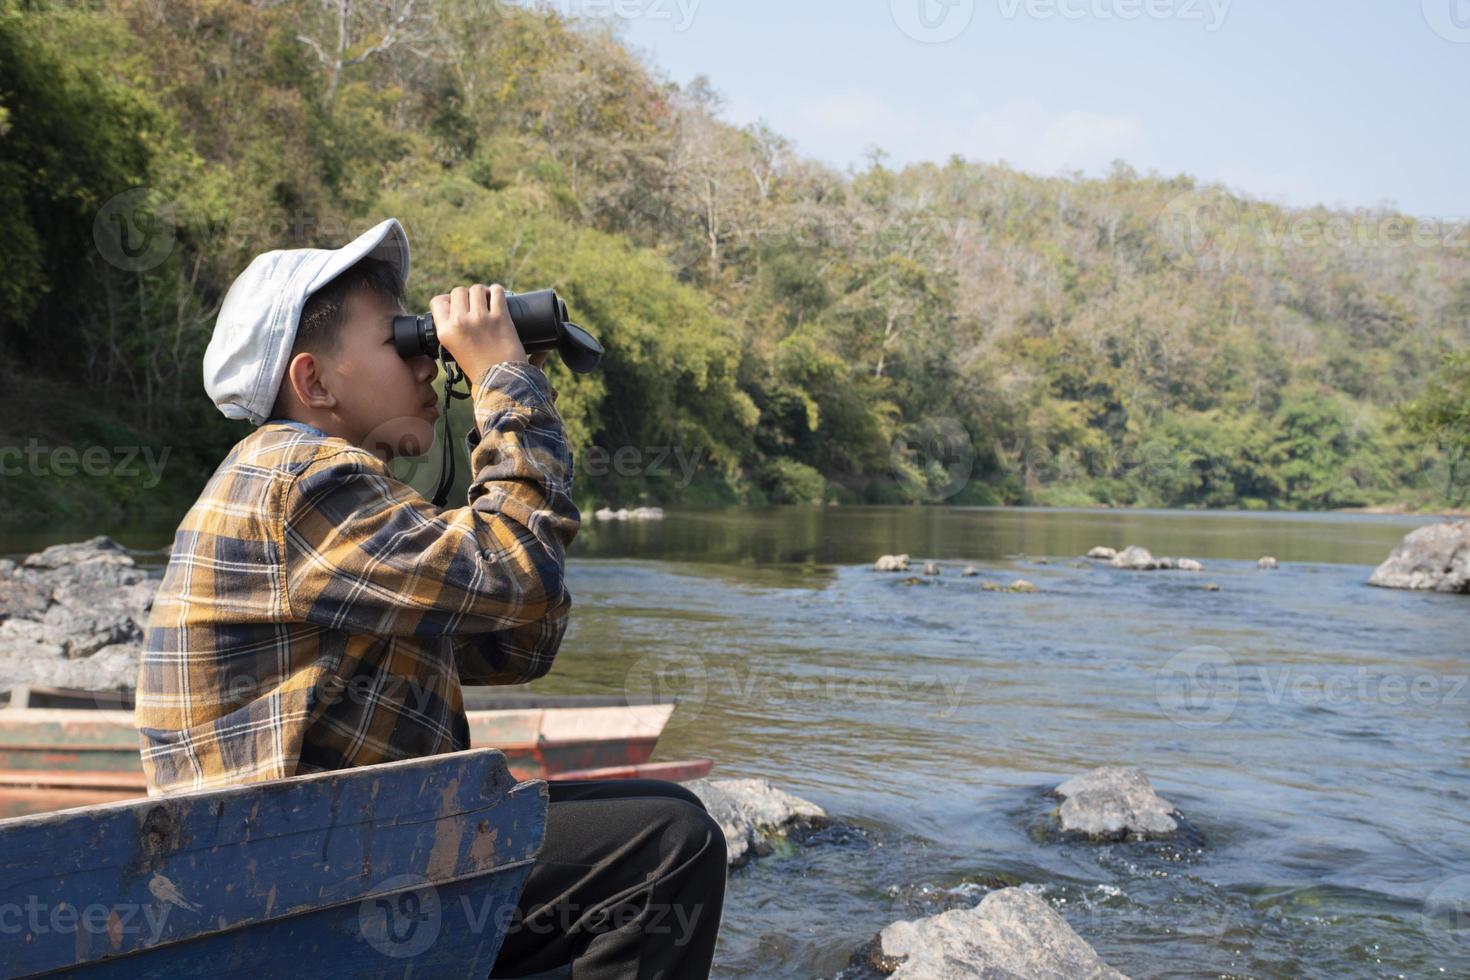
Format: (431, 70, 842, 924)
(292, 255, 406, 357)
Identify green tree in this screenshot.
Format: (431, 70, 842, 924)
(1401, 350, 1470, 506)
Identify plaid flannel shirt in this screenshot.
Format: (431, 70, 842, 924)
(136, 361, 578, 795)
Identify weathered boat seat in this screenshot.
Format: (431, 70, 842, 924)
(0, 748, 546, 977)
(0, 685, 711, 819)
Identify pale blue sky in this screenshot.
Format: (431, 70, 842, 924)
(548, 0, 1469, 218)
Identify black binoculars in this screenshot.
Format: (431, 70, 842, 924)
(391, 288, 603, 373)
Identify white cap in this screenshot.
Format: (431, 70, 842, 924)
(202, 218, 411, 425)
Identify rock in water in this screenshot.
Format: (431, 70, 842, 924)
(1108, 547, 1202, 572)
(22, 536, 135, 570)
(1052, 766, 1179, 840)
(878, 887, 1129, 979)
(874, 554, 911, 572)
(960, 565, 980, 577)
(1108, 545, 1158, 570)
(684, 778, 826, 867)
(981, 580, 1037, 594)
(593, 506, 665, 521)
(923, 561, 941, 576)
(1367, 522, 1470, 594)
(1257, 556, 1279, 570)
(1086, 547, 1117, 560)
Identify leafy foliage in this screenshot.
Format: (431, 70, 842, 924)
(2, 0, 1467, 517)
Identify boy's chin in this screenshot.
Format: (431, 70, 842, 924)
(361, 416, 438, 463)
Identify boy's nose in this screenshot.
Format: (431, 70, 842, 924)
(415, 355, 438, 383)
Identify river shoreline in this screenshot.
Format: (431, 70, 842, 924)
(1, 513, 1466, 976)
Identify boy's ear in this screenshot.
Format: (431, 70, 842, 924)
(285, 352, 338, 410)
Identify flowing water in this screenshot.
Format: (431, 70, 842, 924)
(5, 507, 1467, 978)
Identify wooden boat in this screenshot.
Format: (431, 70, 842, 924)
(0, 685, 711, 819)
(0, 747, 545, 977)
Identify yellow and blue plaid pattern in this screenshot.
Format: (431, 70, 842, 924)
(136, 361, 578, 795)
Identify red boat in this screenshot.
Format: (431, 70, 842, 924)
(0, 684, 711, 818)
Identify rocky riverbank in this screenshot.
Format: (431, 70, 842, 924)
(0, 536, 158, 691)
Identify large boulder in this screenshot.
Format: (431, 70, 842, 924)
(1367, 522, 1470, 594)
(0, 642, 140, 691)
(0, 537, 157, 692)
(877, 887, 1129, 979)
(22, 536, 136, 570)
(1109, 546, 1159, 570)
(685, 778, 826, 866)
(1052, 766, 1180, 840)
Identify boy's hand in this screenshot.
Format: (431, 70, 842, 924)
(430, 284, 528, 383)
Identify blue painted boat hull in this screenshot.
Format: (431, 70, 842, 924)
(0, 748, 546, 977)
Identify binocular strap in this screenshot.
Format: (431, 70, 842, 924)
(430, 356, 471, 509)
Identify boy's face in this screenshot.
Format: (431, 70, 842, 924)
(322, 289, 441, 461)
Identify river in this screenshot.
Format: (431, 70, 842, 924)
(4, 506, 1467, 978)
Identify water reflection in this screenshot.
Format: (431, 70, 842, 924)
(572, 505, 1431, 568)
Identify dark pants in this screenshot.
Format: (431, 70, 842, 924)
(488, 778, 728, 980)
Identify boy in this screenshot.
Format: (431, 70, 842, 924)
(136, 219, 726, 978)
